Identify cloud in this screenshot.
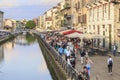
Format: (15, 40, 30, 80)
(0, 0, 17, 7)
(0, 0, 62, 7)
(0, 0, 63, 20)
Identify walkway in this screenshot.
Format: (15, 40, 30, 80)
(75, 52, 120, 80)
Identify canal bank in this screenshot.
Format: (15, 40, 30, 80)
(0, 35, 13, 44)
(0, 31, 22, 44)
(37, 35, 68, 80)
(36, 33, 80, 80)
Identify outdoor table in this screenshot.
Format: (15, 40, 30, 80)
(98, 48, 107, 55)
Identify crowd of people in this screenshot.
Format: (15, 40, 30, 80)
(42, 32, 94, 80)
(41, 31, 116, 80)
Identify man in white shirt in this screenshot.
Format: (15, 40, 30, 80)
(107, 56, 113, 75)
(113, 44, 117, 56)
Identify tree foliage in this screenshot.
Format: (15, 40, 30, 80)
(25, 20, 36, 29)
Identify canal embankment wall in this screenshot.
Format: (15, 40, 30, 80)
(36, 34, 79, 80)
(37, 35, 68, 80)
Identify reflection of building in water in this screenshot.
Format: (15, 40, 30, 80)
(14, 35, 30, 46)
(0, 45, 4, 63)
(4, 42, 14, 51)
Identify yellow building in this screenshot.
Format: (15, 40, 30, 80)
(52, 6, 59, 30)
(43, 9, 53, 30)
(69, 0, 90, 32)
(59, 1, 66, 29)
(60, 0, 72, 29)
(38, 16, 43, 29)
(45, 17, 53, 31)
(4, 19, 16, 31)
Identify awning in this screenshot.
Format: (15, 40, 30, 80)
(65, 32, 83, 38)
(59, 29, 71, 34)
(66, 33, 93, 38)
(65, 33, 107, 39)
(62, 29, 82, 35)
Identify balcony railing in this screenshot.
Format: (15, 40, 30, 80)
(88, 0, 120, 4)
(110, 0, 120, 4)
(64, 14, 71, 20)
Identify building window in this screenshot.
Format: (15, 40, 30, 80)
(93, 8, 94, 21)
(93, 25, 95, 30)
(89, 25, 91, 29)
(98, 25, 100, 34)
(47, 22, 50, 24)
(84, 14, 86, 23)
(103, 4, 104, 20)
(104, 4, 107, 13)
(119, 8, 120, 21)
(75, 3, 77, 9)
(103, 25, 105, 28)
(78, 1, 80, 9)
(89, 9, 92, 16)
(91, 8, 92, 17)
(78, 16, 80, 23)
(103, 31, 105, 35)
(108, 2, 110, 19)
(97, 6, 99, 21)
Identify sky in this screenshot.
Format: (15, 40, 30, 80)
(0, 0, 62, 20)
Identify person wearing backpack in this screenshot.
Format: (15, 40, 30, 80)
(107, 55, 113, 75)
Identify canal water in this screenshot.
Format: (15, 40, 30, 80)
(0, 33, 52, 80)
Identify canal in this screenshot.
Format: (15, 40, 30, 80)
(0, 33, 53, 80)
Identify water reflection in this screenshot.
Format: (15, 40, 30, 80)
(14, 33, 36, 46)
(0, 33, 52, 80)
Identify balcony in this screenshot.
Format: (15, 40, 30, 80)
(64, 14, 71, 20)
(64, 3, 71, 9)
(110, 0, 120, 4)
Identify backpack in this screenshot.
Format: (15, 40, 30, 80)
(109, 60, 112, 65)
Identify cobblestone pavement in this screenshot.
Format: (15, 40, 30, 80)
(75, 52, 120, 80)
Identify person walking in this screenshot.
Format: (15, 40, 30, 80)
(113, 44, 117, 56)
(107, 55, 113, 75)
(85, 57, 93, 79)
(80, 48, 85, 65)
(58, 45, 64, 56)
(85, 49, 89, 58)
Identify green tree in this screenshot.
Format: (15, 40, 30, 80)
(25, 33, 36, 44)
(25, 20, 36, 29)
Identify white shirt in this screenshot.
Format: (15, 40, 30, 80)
(66, 50, 71, 57)
(107, 58, 113, 64)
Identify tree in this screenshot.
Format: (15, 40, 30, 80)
(25, 20, 36, 29)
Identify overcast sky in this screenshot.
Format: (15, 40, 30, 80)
(0, 0, 62, 20)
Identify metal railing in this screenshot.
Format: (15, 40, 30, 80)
(37, 33, 79, 80)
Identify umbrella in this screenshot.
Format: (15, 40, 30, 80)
(59, 29, 71, 34)
(65, 32, 83, 38)
(65, 33, 93, 39)
(63, 30, 82, 35)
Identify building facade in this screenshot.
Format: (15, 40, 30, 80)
(86, 0, 120, 51)
(4, 19, 16, 31)
(45, 17, 53, 30)
(38, 16, 43, 29)
(41, 0, 120, 52)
